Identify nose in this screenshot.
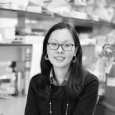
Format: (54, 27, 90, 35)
(56, 45, 64, 53)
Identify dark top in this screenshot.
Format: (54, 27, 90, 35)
(24, 71, 99, 115)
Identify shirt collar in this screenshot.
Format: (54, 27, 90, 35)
(49, 68, 69, 86)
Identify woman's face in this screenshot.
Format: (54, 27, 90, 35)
(47, 28, 77, 69)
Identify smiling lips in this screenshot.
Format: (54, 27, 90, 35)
(54, 56, 65, 61)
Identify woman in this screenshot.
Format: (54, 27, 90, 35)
(24, 22, 99, 115)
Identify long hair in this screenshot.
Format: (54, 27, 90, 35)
(35, 22, 85, 98)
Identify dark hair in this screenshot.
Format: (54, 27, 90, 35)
(35, 22, 85, 98)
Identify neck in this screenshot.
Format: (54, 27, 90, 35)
(53, 66, 70, 85)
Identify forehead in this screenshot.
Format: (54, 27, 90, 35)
(48, 28, 74, 43)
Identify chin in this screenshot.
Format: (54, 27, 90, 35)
(53, 62, 71, 69)
(50, 58, 71, 68)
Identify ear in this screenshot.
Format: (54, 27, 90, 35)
(74, 47, 78, 56)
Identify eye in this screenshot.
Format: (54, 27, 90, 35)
(64, 44, 71, 47)
(50, 43, 58, 46)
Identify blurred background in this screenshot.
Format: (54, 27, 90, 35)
(0, 0, 115, 115)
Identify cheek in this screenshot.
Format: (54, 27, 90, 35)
(66, 50, 75, 60)
(48, 53, 54, 60)
(66, 53, 74, 61)
(47, 49, 54, 62)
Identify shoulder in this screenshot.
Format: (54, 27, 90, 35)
(79, 70, 99, 96)
(30, 73, 41, 85)
(83, 70, 99, 87)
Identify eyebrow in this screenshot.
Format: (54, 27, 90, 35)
(49, 39, 58, 42)
(49, 39, 73, 43)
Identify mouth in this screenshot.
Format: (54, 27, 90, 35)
(54, 56, 65, 61)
